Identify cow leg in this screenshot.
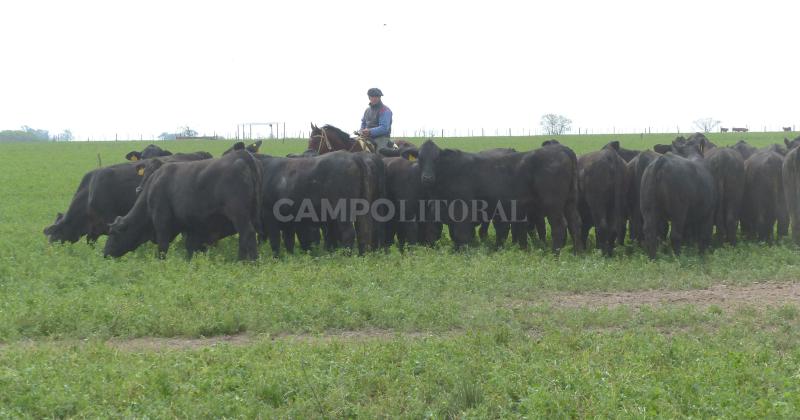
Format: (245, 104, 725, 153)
(282, 225, 295, 254)
(385, 219, 398, 250)
(698, 215, 714, 255)
(725, 206, 739, 246)
(449, 222, 473, 250)
(227, 212, 258, 261)
(494, 220, 510, 249)
(336, 222, 356, 252)
(670, 211, 688, 256)
(511, 221, 528, 250)
(478, 222, 490, 242)
(545, 211, 567, 254)
(266, 219, 282, 257)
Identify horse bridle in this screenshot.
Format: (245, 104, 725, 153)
(311, 128, 332, 154)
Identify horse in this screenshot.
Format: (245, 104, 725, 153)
(307, 123, 373, 154)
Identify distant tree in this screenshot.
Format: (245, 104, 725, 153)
(0, 126, 49, 142)
(52, 129, 73, 141)
(693, 117, 721, 133)
(540, 114, 572, 135)
(179, 126, 198, 137)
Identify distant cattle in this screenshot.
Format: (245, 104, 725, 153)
(731, 127, 749, 133)
(720, 127, 729, 133)
(783, 127, 792, 132)
(104, 150, 262, 260)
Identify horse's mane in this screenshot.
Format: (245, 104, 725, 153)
(321, 125, 352, 141)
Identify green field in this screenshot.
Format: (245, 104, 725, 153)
(2, 133, 800, 417)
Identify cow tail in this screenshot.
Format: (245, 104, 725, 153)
(373, 156, 387, 248)
(242, 151, 263, 237)
(562, 146, 583, 251)
(715, 174, 725, 236)
(612, 157, 625, 244)
(354, 155, 374, 252)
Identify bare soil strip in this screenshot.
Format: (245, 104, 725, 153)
(549, 281, 800, 310)
(3, 282, 799, 352)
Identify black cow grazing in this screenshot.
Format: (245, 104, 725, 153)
(255, 151, 380, 257)
(742, 148, 788, 244)
(104, 150, 262, 260)
(731, 140, 758, 160)
(577, 141, 626, 256)
(44, 152, 212, 244)
(125, 144, 173, 161)
(703, 146, 745, 245)
(640, 138, 715, 259)
(783, 127, 792, 132)
(223, 140, 262, 156)
(382, 157, 442, 251)
(720, 127, 729, 133)
(782, 136, 800, 244)
(732, 127, 749, 133)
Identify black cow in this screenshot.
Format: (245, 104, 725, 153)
(44, 152, 212, 244)
(417, 140, 582, 253)
(104, 150, 262, 260)
(703, 146, 745, 245)
(782, 136, 800, 244)
(125, 144, 173, 161)
(626, 150, 660, 244)
(640, 138, 715, 258)
(255, 151, 380, 256)
(731, 140, 758, 160)
(577, 141, 626, 256)
(223, 140, 262, 156)
(742, 148, 788, 244)
(382, 157, 442, 251)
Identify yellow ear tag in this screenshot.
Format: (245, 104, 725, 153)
(130, 155, 139, 161)
(408, 155, 417, 161)
(137, 167, 145, 176)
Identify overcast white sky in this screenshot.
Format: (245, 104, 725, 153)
(1, 0, 798, 140)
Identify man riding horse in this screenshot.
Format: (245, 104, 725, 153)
(359, 88, 395, 155)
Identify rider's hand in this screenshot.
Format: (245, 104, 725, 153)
(360, 129, 370, 137)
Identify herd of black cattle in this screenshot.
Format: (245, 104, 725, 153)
(43, 133, 800, 260)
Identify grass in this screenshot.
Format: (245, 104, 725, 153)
(1, 133, 799, 416)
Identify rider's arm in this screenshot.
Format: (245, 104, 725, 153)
(369, 107, 392, 137)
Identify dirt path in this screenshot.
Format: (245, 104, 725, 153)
(3, 282, 799, 352)
(549, 281, 800, 310)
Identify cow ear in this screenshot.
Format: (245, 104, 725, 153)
(402, 148, 419, 160)
(606, 141, 620, 151)
(126, 151, 141, 161)
(654, 144, 672, 154)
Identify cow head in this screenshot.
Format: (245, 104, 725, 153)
(133, 159, 165, 194)
(542, 139, 561, 147)
(126, 144, 172, 161)
(653, 144, 672, 154)
(672, 136, 706, 160)
(418, 140, 443, 186)
(602, 141, 620, 152)
(732, 140, 757, 160)
(103, 216, 152, 258)
(784, 136, 800, 151)
(401, 147, 419, 161)
(43, 212, 82, 243)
